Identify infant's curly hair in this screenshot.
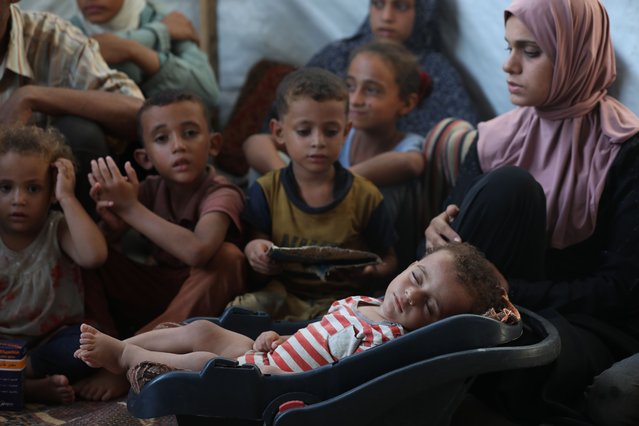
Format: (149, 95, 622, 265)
(0, 124, 75, 167)
(432, 242, 510, 315)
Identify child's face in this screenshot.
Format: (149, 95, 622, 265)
(503, 16, 553, 107)
(137, 101, 218, 186)
(272, 98, 349, 178)
(369, 0, 416, 44)
(347, 52, 411, 132)
(0, 152, 54, 247)
(76, 0, 125, 24)
(380, 250, 474, 331)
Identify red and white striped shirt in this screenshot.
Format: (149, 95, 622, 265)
(237, 296, 405, 372)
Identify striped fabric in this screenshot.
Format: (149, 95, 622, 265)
(0, 4, 143, 123)
(237, 296, 405, 372)
(421, 118, 477, 223)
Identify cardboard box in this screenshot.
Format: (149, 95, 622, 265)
(0, 339, 27, 411)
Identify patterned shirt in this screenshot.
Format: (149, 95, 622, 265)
(237, 296, 405, 372)
(0, 212, 83, 342)
(0, 4, 143, 126)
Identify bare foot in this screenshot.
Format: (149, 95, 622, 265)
(73, 369, 130, 401)
(24, 375, 74, 405)
(75, 323, 127, 374)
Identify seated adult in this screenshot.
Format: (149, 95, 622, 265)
(225, 0, 478, 177)
(424, 0, 639, 423)
(71, 0, 219, 109)
(0, 0, 144, 211)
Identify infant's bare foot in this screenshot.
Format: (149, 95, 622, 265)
(75, 323, 127, 374)
(24, 375, 74, 405)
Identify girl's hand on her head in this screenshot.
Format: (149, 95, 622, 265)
(53, 158, 76, 204)
(424, 204, 461, 253)
(245, 239, 283, 275)
(253, 331, 287, 352)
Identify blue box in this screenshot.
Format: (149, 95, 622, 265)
(0, 339, 27, 411)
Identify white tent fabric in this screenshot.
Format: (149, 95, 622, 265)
(18, 0, 639, 122)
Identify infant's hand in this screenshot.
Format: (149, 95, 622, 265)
(253, 331, 286, 352)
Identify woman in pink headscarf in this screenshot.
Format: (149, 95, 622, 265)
(425, 0, 639, 424)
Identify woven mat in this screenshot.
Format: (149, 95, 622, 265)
(0, 399, 177, 425)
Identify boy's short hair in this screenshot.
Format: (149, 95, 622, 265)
(274, 67, 349, 119)
(0, 124, 75, 167)
(135, 90, 211, 143)
(349, 40, 421, 101)
(433, 243, 508, 315)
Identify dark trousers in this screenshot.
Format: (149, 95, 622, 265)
(455, 167, 620, 425)
(29, 325, 95, 383)
(451, 166, 547, 280)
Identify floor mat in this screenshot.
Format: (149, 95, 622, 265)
(0, 399, 177, 425)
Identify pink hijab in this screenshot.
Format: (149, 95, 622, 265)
(477, 0, 639, 249)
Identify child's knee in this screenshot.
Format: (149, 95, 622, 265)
(185, 320, 220, 338)
(209, 242, 245, 269)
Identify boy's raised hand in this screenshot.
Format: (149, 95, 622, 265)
(52, 158, 76, 204)
(89, 157, 140, 214)
(88, 175, 126, 234)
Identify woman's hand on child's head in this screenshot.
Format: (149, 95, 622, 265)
(52, 158, 76, 204)
(245, 239, 284, 275)
(253, 331, 287, 352)
(425, 204, 461, 254)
